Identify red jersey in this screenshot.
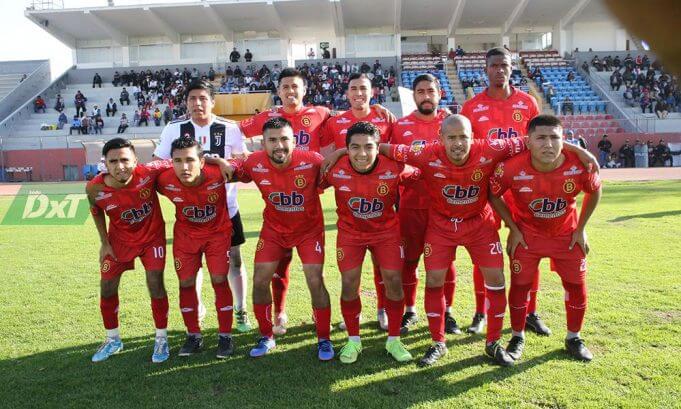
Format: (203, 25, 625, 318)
(87, 161, 170, 245)
(390, 109, 449, 209)
(388, 138, 525, 220)
(239, 105, 331, 152)
(460, 87, 540, 141)
(320, 156, 420, 239)
(156, 164, 231, 239)
(232, 150, 324, 236)
(490, 150, 601, 236)
(321, 107, 394, 149)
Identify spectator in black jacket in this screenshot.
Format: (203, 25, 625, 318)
(112, 71, 121, 86)
(230, 47, 240, 63)
(106, 98, 117, 117)
(244, 49, 253, 62)
(92, 73, 102, 88)
(597, 134, 613, 167)
(618, 139, 635, 167)
(74, 91, 87, 116)
(653, 140, 672, 167)
(119, 88, 130, 105)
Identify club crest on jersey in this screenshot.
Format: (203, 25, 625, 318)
(423, 243, 432, 257)
(294, 175, 307, 188)
(301, 116, 311, 127)
(207, 192, 219, 203)
(511, 260, 522, 274)
(174, 259, 182, 271)
(256, 239, 265, 252)
(268, 192, 305, 212)
(512, 110, 523, 122)
(377, 182, 389, 196)
(121, 202, 153, 224)
(563, 179, 576, 193)
(213, 131, 223, 147)
(101, 260, 111, 273)
(471, 169, 484, 182)
(442, 185, 480, 205)
(487, 128, 518, 141)
(336, 248, 344, 261)
(183, 205, 217, 223)
(348, 197, 384, 219)
(529, 198, 568, 218)
(139, 188, 151, 199)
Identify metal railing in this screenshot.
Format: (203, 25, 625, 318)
(26, 0, 63, 10)
(0, 61, 51, 122)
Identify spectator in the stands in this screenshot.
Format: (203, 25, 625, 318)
(132, 110, 140, 127)
(33, 95, 46, 113)
(112, 71, 121, 86)
(562, 96, 574, 115)
(605, 152, 621, 168)
(117, 114, 128, 133)
(139, 108, 150, 126)
(597, 134, 613, 167)
(92, 73, 102, 88)
(577, 133, 588, 150)
(613, 55, 622, 70)
(106, 98, 117, 117)
(57, 111, 68, 130)
(610, 70, 623, 91)
(456, 45, 465, 57)
(634, 139, 648, 168)
(591, 55, 603, 71)
(619, 139, 635, 168)
(546, 84, 556, 104)
(19, 74, 27, 83)
(69, 115, 81, 135)
(93, 115, 104, 135)
(653, 139, 672, 167)
(448, 48, 456, 60)
(230, 47, 240, 62)
(163, 105, 173, 125)
(566, 71, 576, 82)
(307, 48, 315, 59)
(245, 49, 253, 62)
(647, 140, 655, 165)
(90, 104, 101, 118)
(54, 94, 65, 112)
(581, 60, 590, 74)
(74, 91, 87, 116)
(153, 107, 162, 126)
(322, 48, 331, 59)
(80, 114, 90, 135)
(655, 98, 669, 119)
(564, 130, 580, 146)
(208, 66, 215, 81)
(622, 68, 635, 87)
(119, 87, 130, 105)
(640, 94, 653, 114)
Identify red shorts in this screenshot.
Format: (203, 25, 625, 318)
(173, 231, 232, 281)
(100, 236, 166, 280)
(398, 207, 428, 261)
(336, 229, 404, 272)
(510, 232, 587, 285)
(255, 225, 325, 265)
(423, 210, 503, 271)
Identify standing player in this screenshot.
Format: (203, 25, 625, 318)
(322, 73, 395, 330)
(157, 137, 236, 358)
(489, 115, 601, 361)
(320, 122, 415, 364)
(155, 79, 252, 333)
(225, 117, 334, 360)
(460, 47, 548, 336)
(86, 138, 170, 363)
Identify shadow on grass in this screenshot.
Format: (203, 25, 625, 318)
(608, 209, 681, 222)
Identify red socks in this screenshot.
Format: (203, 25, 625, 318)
(485, 286, 507, 344)
(179, 286, 200, 334)
(424, 286, 445, 343)
(385, 297, 404, 337)
(444, 264, 456, 308)
(340, 297, 362, 337)
(527, 270, 540, 314)
(100, 294, 119, 330)
(473, 265, 486, 315)
(563, 281, 587, 333)
(254, 302, 274, 338)
(272, 254, 292, 316)
(312, 307, 331, 341)
(402, 261, 419, 308)
(212, 281, 233, 334)
(150, 296, 169, 330)
(508, 283, 532, 333)
(373, 264, 385, 310)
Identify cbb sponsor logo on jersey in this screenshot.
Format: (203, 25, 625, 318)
(529, 197, 568, 218)
(347, 197, 384, 219)
(268, 192, 305, 212)
(487, 127, 519, 140)
(295, 130, 311, 147)
(442, 185, 480, 205)
(120, 202, 153, 224)
(182, 204, 217, 223)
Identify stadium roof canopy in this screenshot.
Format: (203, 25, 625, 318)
(25, 0, 615, 47)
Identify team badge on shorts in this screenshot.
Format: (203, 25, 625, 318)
(301, 116, 311, 127)
(511, 259, 522, 274)
(139, 188, 151, 199)
(563, 178, 576, 193)
(512, 110, 523, 122)
(423, 243, 432, 258)
(336, 248, 344, 261)
(174, 259, 182, 271)
(471, 168, 483, 182)
(377, 182, 389, 196)
(256, 239, 265, 252)
(294, 175, 307, 188)
(207, 192, 219, 203)
(101, 260, 111, 273)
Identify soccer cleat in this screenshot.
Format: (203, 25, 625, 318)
(385, 339, 413, 362)
(467, 313, 486, 334)
(249, 337, 276, 358)
(318, 340, 335, 361)
(565, 337, 593, 361)
(273, 313, 288, 336)
(444, 313, 462, 335)
(92, 337, 123, 362)
(235, 310, 252, 333)
(506, 336, 525, 361)
(525, 313, 552, 336)
(377, 309, 388, 331)
(338, 340, 362, 364)
(178, 334, 203, 357)
(151, 337, 170, 363)
(198, 302, 207, 324)
(216, 335, 235, 359)
(417, 343, 448, 367)
(485, 340, 515, 367)
(399, 311, 419, 334)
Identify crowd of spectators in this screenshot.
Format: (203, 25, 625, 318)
(218, 64, 279, 94)
(592, 134, 677, 168)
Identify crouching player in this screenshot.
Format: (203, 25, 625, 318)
(157, 137, 236, 359)
(489, 114, 601, 361)
(320, 121, 417, 363)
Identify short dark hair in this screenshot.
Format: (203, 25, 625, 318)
(262, 117, 292, 134)
(184, 79, 214, 101)
(278, 68, 304, 83)
(348, 72, 371, 83)
(527, 114, 562, 134)
(102, 138, 135, 157)
(412, 73, 440, 91)
(346, 121, 380, 147)
(170, 136, 201, 157)
(486, 47, 512, 64)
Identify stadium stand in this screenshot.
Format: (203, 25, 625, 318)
(454, 51, 530, 97)
(400, 54, 456, 109)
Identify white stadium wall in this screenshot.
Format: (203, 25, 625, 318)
(569, 21, 632, 53)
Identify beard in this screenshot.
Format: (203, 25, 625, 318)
(269, 149, 289, 164)
(417, 102, 436, 115)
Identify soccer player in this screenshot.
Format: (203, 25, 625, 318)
(86, 138, 170, 363)
(320, 121, 415, 363)
(321, 72, 395, 330)
(488, 114, 601, 361)
(155, 79, 252, 333)
(460, 46, 548, 336)
(224, 117, 334, 360)
(157, 137, 236, 358)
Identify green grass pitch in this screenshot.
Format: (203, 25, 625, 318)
(0, 180, 679, 408)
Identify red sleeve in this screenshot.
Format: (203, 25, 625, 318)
(459, 101, 472, 121)
(230, 158, 252, 183)
(381, 122, 394, 143)
(318, 171, 331, 190)
(486, 137, 526, 162)
(398, 164, 422, 187)
(387, 143, 433, 167)
(489, 162, 510, 197)
(581, 169, 602, 193)
(239, 114, 264, 138)
(143, 159, 173, 177)
(319, 119, 335, 148)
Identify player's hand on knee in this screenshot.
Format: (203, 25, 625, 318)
(99, 242, 117, 264)
(507, 228, 528, 258)
(569, 229, 589, 255)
